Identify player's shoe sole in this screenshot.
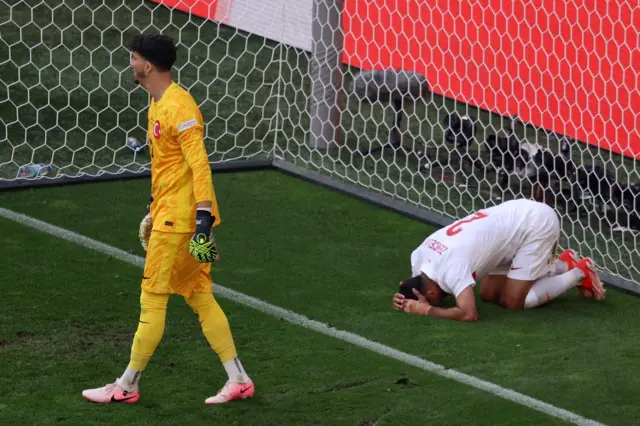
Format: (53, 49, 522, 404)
(82, 380, 140, 404)
(575, 258, 606, 301)
(558, 249, 580, 270)
(205, 379, 255, 404)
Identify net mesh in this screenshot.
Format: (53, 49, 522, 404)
(1, 0, 638, 286)
(0, 0, 277, 180)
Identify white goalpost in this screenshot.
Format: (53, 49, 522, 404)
(1, 0, 638, 293)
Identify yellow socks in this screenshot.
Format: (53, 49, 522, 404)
(119, 291, 169, 389)
(186, 292, 249, 383)
(186, 292, 237, 363)
(118, 290, 249, 390)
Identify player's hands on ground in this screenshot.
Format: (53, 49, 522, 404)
(189, 209, 219, 263)
(138, 213, 153, 252)
(393, 287, 431, 315)
(392, 291, 406, 311)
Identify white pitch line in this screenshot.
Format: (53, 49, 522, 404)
(0, 206, 604, 426)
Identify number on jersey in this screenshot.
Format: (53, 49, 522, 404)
(446, 212, 488, 236)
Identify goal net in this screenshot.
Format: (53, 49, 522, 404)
(0, 0, 276, 180)
(1, 0, 638, 290)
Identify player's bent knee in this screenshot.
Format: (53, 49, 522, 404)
(500, 294, 526, 310)
(478, 276, 504, 304)
(184, 292, 231, 327)
(499, 278, 534, 311)
(185, 291, 215, 310)
(479, 285, 498, 303)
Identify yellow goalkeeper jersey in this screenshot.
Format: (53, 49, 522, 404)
(147, 81, 221, 233)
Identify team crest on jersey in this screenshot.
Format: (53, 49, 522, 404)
(153, 120, 161, 139)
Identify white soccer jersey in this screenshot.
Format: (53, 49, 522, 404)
(410, 199, 560, 297)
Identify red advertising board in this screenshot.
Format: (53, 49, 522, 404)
(343, 0, 640, 158)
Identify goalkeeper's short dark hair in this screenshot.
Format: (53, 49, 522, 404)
(130, 33, 177, 72)
(398, 275, 425, 300)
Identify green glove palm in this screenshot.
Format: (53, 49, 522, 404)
(189, 209, 218, 263)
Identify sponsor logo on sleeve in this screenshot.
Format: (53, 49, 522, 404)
(177, 118, 198, 132)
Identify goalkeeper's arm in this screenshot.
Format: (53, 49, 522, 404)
(189, 201, 219, 263)
(178, 120, 219, 263)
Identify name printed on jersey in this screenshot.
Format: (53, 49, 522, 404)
(425, 238, 448, 255)
(177, 118, 198, 132)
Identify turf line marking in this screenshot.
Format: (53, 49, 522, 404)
(0, 206, 604, 426)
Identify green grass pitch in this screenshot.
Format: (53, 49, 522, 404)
(1, 170, 639, 425)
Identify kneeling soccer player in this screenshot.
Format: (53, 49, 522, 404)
(82, 33, 254, 404)
(392, 198, 605, 322)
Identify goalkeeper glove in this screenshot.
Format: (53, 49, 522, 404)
(189, 209, 218, 263)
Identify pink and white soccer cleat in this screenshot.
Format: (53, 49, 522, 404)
(82, 380, 140, 404)
(205, 379, 255, 404)
(575, 258, 606, 301)
(558, 249, 580, 270)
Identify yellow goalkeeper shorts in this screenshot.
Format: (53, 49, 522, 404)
(141, 231, 212, 297)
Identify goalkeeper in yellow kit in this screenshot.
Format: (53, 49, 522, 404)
(82, 34, 254, 405)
